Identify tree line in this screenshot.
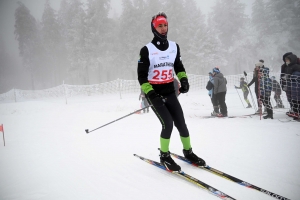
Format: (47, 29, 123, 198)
(1, 0, 299, 91)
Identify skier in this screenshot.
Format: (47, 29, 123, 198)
(212, 67, 227, 117)
(235, 77, 252, 108)
(137, 12, 205, 171)
(270, 76, 284, 109)
(259, 68, 273, 119)
(139, 89, 149, 113)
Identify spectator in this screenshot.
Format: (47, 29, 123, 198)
(280, 52, 293, 114)
(285, 54, 300, 119)
(259, 67, 273, 119)
(248, 62, 265, 114)
(206, 72, 219, 115)
(212, 67, 227, 117)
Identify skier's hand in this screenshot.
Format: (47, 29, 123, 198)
(147, 90, 165, 107)
(234, 85, 237, 89)
(179, 78, 189, 93)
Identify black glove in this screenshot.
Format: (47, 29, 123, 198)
(179, 78, 189, 93)
(147, 90, 165, 107)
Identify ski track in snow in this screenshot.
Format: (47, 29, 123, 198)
(0, 89, 299, 200)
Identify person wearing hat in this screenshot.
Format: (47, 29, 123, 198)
(280, 52, 294, 114)
(206, 71, 219, 114)
(284, 54, 300, 119)
(270, 76, 284, 109)
(212, 67, 227, 117)
(137, 12, 205, 171)
(235, 77, 252, 108)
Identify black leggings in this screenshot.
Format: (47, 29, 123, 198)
(216, 92, 227, 115)
(148, 92, 189, 139)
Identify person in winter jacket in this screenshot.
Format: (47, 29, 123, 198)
(280, 52, 294, 114)
(139, 89, 150, 113)
(235, 77, 252, 108)
(284, 54, 300, 119)
(270, 76, 284, 109)
(212, 67, 227, 117)
(137, 12, 205, 171)
(248, 62, 264, 114)
(206, 72, 219, 114)
(259, 67, 273, 119)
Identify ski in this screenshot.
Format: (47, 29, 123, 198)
(190, 114, 253, 119)
(170, 151, 290, 200)
(134, 154, 236, 200)
(278, 118, 300, 123)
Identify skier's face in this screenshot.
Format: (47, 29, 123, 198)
(155, 23, 168, 35)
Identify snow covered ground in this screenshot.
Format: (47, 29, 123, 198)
(0, 89, 299, 200)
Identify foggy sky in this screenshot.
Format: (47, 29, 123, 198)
(0, 0, 254, 63)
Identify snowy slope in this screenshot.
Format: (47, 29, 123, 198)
(0, 89, 299, 200)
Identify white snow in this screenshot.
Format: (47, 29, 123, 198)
(0, 89, 299, 200)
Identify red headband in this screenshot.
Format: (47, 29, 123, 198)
(152, 16, 168, 28)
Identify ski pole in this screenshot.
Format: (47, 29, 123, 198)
(235, 87, 245, 108)
(244, 71, 257, 111)
(85, 105, 153, 134)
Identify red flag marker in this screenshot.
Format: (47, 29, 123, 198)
(0, 124, 5, 146)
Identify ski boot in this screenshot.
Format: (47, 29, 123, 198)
(160, 151, 181, 171)
(183, 148, 206, 166)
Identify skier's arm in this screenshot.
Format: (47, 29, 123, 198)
(248, 76, 256, 87)
(137, 46, 153, 94)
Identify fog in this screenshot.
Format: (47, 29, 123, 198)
(0, 0, 299, 93)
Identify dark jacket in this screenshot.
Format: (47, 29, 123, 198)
(213, 73, 227, 94)
(291, 71, 300, 101)
(280, 52, 293, 88)
(285, 54, 300, 76)
(248, 68, 260, 92)
(285, 54, 300, 101)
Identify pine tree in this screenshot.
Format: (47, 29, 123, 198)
(41, 0, 65, 86)
(14, 1, 41, 89)
(211, 0, 247, 49)
(85, 0, 113, 82)
(118, 0, 148, 79)
(58, 0, 87, 84)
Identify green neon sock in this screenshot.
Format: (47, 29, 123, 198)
(180, 136, 191, 150)
(160, 137, 170, 152)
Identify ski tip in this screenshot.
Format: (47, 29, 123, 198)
(133, 154, 136, 156)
